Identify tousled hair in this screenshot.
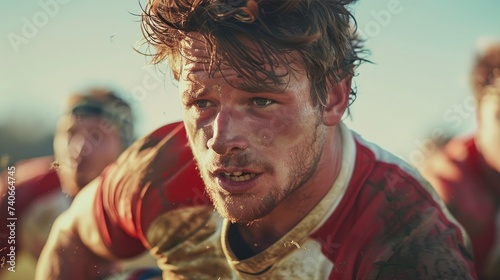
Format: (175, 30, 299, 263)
(141, 0, 367, 107)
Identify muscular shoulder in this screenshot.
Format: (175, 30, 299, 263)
(105, 122, 189, 189)
(101, 121, 206, 209)
(96, 122, 208, 249)
(313, 137, 476, 279)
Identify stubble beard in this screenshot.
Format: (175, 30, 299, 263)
(194, 123, 326, 225)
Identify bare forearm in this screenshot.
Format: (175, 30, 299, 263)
(35, 211, 117, 280)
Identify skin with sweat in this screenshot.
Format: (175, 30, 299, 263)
(179, 36, 350, 254)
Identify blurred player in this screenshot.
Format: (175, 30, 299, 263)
(0, 87, 134, 277)
(421, 42, 500, 279)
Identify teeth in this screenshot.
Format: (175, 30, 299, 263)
(222, 172, 257, 182)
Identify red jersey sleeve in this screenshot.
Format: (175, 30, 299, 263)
(94, 121, 209, 259)
(0, 156, 60, 260)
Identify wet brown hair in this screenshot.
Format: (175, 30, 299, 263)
(141, 0, 366, 107)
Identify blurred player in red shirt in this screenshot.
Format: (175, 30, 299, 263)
(0, 88, 133, 276)
(421, 42, 500, 279)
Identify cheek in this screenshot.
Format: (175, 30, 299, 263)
(480, 101, 500, 142)
(257, 106, 319, 148)
(183, 118, 207, 154)
(94, 136, 122, 160)
(477, 100, 500, 170)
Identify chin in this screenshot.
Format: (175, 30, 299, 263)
(214, 196, 276, 225)
(204, 178, 280, 223)
(223, 212, 263, 225)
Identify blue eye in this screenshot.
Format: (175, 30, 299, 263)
(253, 98, 273, 107)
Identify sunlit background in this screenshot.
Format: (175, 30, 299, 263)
(1, 0, 499, 168)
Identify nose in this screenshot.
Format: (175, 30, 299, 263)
(68, 134, 92, 160)
(207, 108, 249, 155)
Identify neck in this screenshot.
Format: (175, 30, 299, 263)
(233, 125, 344, 255)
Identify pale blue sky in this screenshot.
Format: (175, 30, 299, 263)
(1, 0, 499, 165)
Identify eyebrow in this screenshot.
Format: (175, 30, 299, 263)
(185, 86, 210, 100)
(235, 82, 287, 94)
(232, 71, 291, 93)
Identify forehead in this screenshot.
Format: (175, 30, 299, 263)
(56, 115, 107, 131)
(180, 35, 211, 67)
(179, 34, 305, 91)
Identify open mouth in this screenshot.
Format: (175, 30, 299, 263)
(221, 171, 257, 182)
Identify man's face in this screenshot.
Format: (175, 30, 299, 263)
(477, 86, 500, 172)
(180, 37, 326, 224)
(53, 115, 123, 196)
(475, 46, 500, 172)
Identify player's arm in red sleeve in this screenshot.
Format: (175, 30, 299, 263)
(36, 121, 206, 280)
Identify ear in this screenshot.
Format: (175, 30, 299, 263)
(322, 76, 352, 126)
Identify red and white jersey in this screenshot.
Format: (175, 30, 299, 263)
(95, 121, 477, 279)
(421, 136, 500, 279)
